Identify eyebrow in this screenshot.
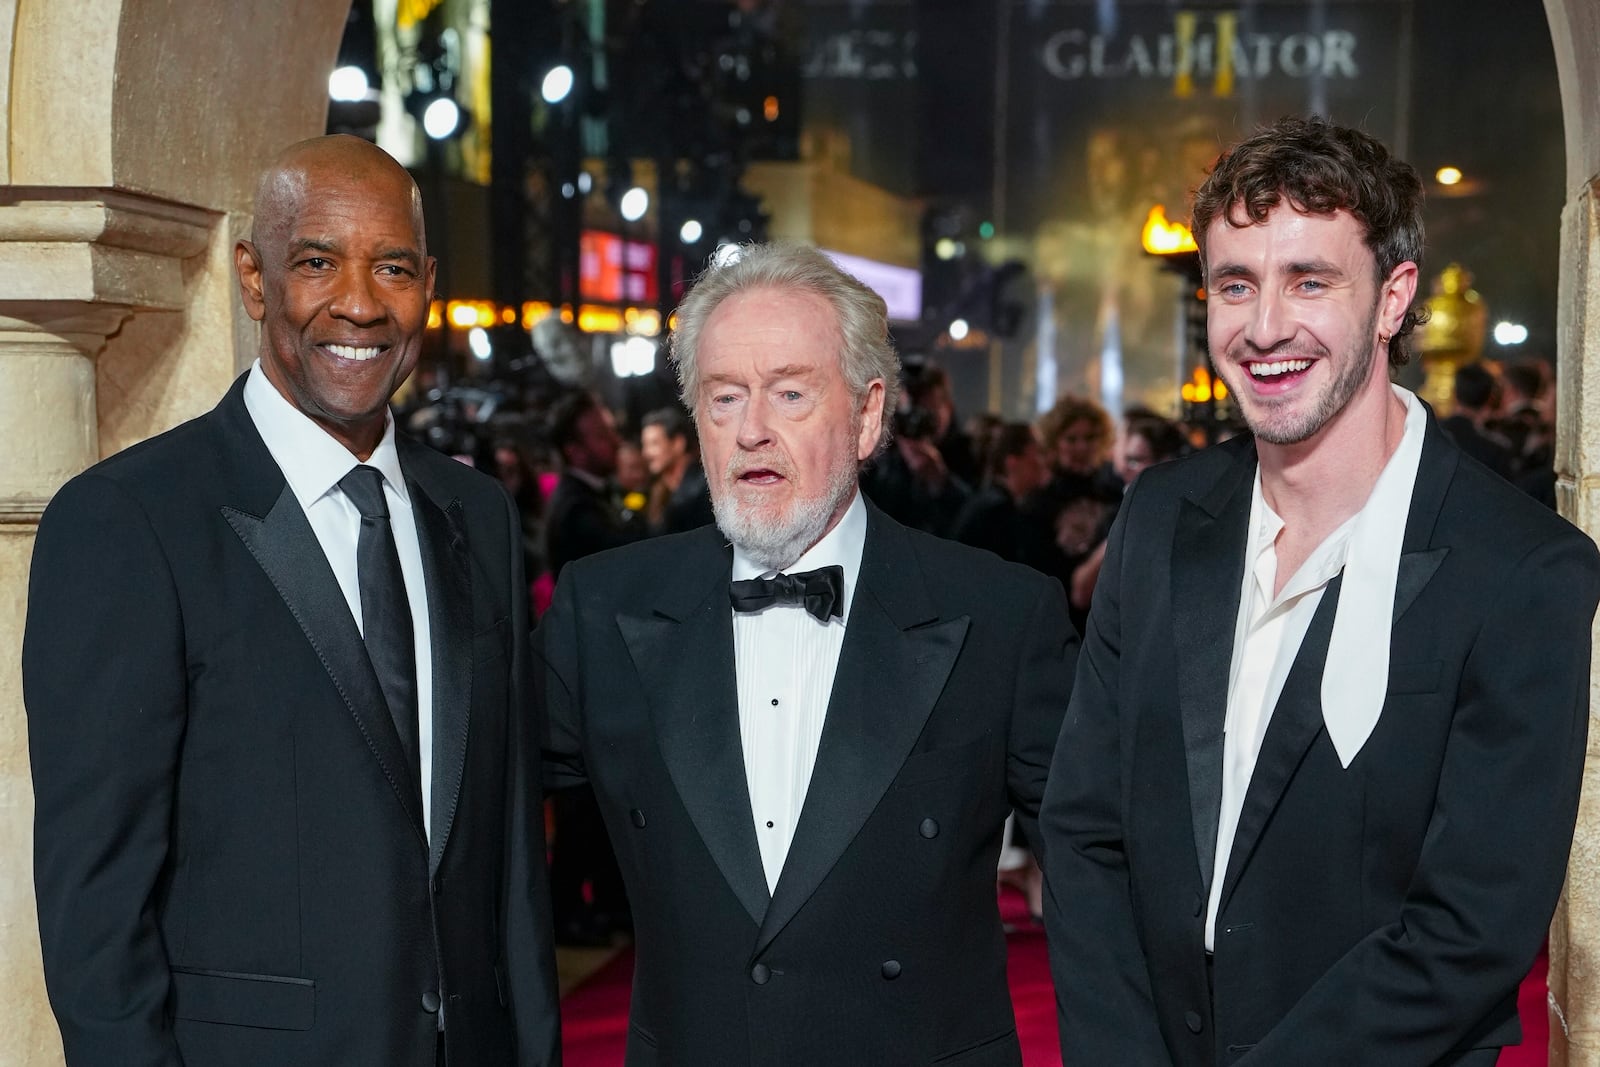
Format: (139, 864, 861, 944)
(1285, 259, 1346, 278)
(765, 363, 822, 381)
(1208, 259, 1348, 281)
(1208, 263, 1255, 281)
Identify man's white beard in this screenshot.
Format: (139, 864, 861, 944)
(712, 443, 860, 572)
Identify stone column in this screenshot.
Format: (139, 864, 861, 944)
(0, 193, 213, 1066)
(1550, 176, 1600, 1067)
(1543, 0, 1600, 1060)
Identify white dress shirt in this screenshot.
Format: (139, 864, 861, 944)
(243, 361, 436, 840)
(732, 491, 867, 892)
(1205, 387, 1425, 949)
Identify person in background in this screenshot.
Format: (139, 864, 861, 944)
(1039, 394, 1120, 496)
(541, 389, 639, 945)
(1440, 363, 1513, 479)
(640, 406, 716, 535)
(1114, 407, 1191, 484)
(910, 364, 981, 487)
(543, 390, 644, 579)
(616, 439, 651, 519)
(952, 421, 1055, 572)
(860, 400, 972, 538)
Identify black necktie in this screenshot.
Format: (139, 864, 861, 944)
(339, 466, 421, 788)
(729, 565, 845, 622)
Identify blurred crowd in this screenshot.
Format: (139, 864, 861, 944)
(400, 352, 1561, 644)
(397, 350, 1560, 944)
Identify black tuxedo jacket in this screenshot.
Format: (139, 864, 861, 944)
(23, 375, 558, 1067)
(536, 501, 1077, 1065)
(1041, 413, 1600, 1066)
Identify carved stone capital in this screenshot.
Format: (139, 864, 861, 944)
(0, 188, 215, 313)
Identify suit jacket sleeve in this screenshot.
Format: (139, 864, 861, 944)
(496, 488, 563, 1065)
(1238, 533, 1600, 1064)
(22, 475, 188, 1066)
(1006, 575, 1078, 855)
(533, 564, 588, 793)
(1039, 481, 1172, 1062)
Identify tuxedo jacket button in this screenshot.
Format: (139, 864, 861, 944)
(630, 808, 647, 829)
(1185, 1010, 1203, 1033)
(422, 990, 442, 1013)
(881, 960, 902, 980)
(919, 818, 939, 839)
(750, 963, 771, 985)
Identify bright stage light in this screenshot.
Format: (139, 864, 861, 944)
(422, 98, 461, 140)
(1493, 321, 1529, 346)
(542, 65, 575, 105)
(329, 66, 370, 102)
(619, 187, 650, 222)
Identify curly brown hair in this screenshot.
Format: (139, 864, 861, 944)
(1037, 395, 1113, 461)
(1191, 115, 1426, 367)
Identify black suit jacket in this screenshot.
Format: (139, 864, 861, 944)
(1041, 414, 1600, 1066)
(536, 500, 1077, 1065)
(23, 375, 558, 1067)
(651, 460, 717, 536)
(545, 470, 644, 578)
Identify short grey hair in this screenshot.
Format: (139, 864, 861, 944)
(669, 242, 901, 453)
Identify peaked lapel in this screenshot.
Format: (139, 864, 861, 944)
(1217, 405, 1459, 906)
(1218, 574, 1341, 905)
(224, 485, 428, 845)
(756, 506, 968, 957)
(618, 529, 771, 927)
(1171, 441, 1256, 892)
(402, 441, 474, 874)
(212, 375, 433, 847)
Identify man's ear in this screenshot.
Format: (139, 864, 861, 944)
(1379, 260, 1419, 340)
(424, 255, 438, 305)
(235, 240, 266, 322)
(856, 378, 887, 461)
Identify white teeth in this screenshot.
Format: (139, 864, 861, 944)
(326, 344, 382, 361)
(1248, 359, 1311, 378)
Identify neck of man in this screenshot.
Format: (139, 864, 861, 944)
(663, 453, 690, 491)
(1257, 359, 1408, 548)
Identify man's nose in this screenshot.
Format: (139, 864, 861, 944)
(328, 268, 385, 326)
(736, 396, 773, 449)
(1245, 289, 1294, 352)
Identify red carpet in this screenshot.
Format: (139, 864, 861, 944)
(559, 889, 1551, 1066)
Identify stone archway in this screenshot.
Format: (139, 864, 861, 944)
(1, 1, 1600, 1064)
(0, 2, 348, 1062)
(1543, 0, 1600, 1062)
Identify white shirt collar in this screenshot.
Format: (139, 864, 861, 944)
(731, 489, 868, 624)
(1320, 384, 1427, 766)
(242, 359, 409, 509)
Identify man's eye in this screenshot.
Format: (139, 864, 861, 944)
(301, 257, 333, 271)
(780, 390, 803, 402)
(1298, 279, 1326, 292)
(377, 264, 412, 277)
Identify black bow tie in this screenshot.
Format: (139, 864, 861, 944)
(729, 565, 845, 622)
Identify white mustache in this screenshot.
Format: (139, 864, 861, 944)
(726, 453, 794, 481)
